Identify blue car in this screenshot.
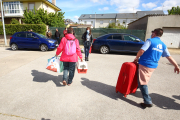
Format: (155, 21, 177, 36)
(92, 33, 144, 54)
(10, 32, 58, 51)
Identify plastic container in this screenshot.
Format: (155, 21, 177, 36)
(76, 61, 88, 74)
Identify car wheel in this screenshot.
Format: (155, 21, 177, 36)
(100, 46, 109, 54)
(40, 44, 48, 52)
(11, 43, 18, 51)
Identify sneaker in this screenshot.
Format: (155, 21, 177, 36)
(140, 103, 153, 108)
(63, 81, 67, 86)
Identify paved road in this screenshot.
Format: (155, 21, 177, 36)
(0, 47, 180, 120)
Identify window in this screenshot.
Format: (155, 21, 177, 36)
(29, 3, 35, 11)
(91, 21, 93, 24)
(107, 35, 113, 39)
(123, 20, 126, 24)
(84, 21, 87, 24)
(3, 1, 23, 14)
(100, 20, 103, 24)
(113, 35, 122, 40)
(123, 35, 136, 41)
(16, 33, 26, 38)
(27, 33, 35, 38)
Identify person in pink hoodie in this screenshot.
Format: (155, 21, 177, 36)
(55, 27, 83, 86)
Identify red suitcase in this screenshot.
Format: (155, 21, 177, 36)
(116, 62, 138, 97)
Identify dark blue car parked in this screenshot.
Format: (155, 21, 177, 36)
(92, 33, 144, 54)
(10, 32, 58, 51)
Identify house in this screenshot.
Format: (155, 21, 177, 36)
(0, 0, 61, 24)
(128, 15, 180, 48)
(64, 19, 74, 26)
(78, 10, 164, 28)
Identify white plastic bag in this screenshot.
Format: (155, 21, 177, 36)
(46, 57, 60, 72)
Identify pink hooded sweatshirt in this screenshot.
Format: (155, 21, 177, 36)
(56, 34, 83, 62)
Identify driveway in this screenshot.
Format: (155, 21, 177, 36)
(0, 47, 180, 120)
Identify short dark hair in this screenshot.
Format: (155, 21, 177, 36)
(152, 28, 163, 37)
(67, 27, 73, 34)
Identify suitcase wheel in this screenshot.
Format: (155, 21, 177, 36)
(124, 95, 127, 98)
(116, 90, 118, 93)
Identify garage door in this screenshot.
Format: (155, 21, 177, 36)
(161, 27, 180, 48)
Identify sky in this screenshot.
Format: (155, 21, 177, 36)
(55, 0, 180, 23)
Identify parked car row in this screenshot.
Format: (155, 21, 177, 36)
(10, 32, 144, 53)
(10, 31, 58, 51)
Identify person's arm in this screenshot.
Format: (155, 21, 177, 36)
(55, 37, 65, 56)
(166, 56, 180, 74)
(75, 39, 83, 62)
(134, 40, 151, 62)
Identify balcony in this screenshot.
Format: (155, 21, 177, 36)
(0, 9, 36, 18)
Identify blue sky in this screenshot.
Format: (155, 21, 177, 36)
(56, 0, 180, 22)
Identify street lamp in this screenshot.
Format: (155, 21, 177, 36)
(1, 0, 7, 45)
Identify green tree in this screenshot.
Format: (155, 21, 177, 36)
(10, 18, 20, 24)
(168, 6, 180, 15)
(108, 22, 127, 29)
(22, 8, 65, 27)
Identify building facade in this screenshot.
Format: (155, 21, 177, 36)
(78, 10, 164, 28)
(0, 0, 61, 24)
(128, 15, 180, 48)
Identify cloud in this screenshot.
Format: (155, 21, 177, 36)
(74, 16, 79, 20)
(110, 0, 140, 13)
(90, 0, 108, 4)
(153, 0, 180, 13)
(142, 2, 157, 9)
(98, 7, 109, 11)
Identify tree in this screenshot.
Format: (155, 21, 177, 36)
(10, 18, 20, 24)
(168, 6, 180, 15)
(22, 8, 65, 27)
(108, 22, 127, 29)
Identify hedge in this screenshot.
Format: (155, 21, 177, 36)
(0, 24, 47, 35)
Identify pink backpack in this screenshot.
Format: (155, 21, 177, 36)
(65, 39, 76, 55)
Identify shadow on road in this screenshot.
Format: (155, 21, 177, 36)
(31, 70, 63, 87)
(172, 95, 180, 100)
(81, 78, 141, 109)
(81, 78, 180, 110)
(132, 91, 180, 110)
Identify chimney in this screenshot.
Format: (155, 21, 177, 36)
(52, 0, 56, 5)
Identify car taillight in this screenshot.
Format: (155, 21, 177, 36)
(10, 37, 12, 40)
(93, 39, 96, 43)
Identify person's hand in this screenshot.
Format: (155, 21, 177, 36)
(80, 58, 83, 62)
(134, 57, 139, 63)
(174, 66, 180, 74)
(55, 54, 58, 57)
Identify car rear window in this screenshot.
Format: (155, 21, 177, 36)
(16, 33, 26, 38)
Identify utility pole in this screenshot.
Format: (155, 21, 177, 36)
(95, 12, 96, 28)
(1, 0, 7, 45)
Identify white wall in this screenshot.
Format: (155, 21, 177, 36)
(79, 19, 95, 28)
(95, 19, 116, 28)
(42, 3, 56, 13)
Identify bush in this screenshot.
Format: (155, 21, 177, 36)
(0, 24, 46, 35)
(10, 18, 20, 24)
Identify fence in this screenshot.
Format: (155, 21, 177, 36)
(49, 27, 146, 45)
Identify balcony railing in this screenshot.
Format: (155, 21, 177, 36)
(0, 9, 37, 17)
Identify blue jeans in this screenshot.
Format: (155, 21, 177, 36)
(137, 65, 152, 104)
(56, 37, 60, 44)
(63, 62, 76, 84)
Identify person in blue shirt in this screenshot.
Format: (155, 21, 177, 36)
(134, 28, 180, 108)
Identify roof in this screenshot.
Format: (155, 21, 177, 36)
(128, 14, 167, 25)
(136, 10, 164, 18)
(65, 19, 74, 23)
(79, 10, 164, 20)
(116, 13, 137, 19)
(79, 13, 117, 19)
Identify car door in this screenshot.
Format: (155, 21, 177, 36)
(14, 32, 27, 48)
(123, 35, 143, 52)
(26, 33, 40, 49)
(107, 34, 124, 51)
